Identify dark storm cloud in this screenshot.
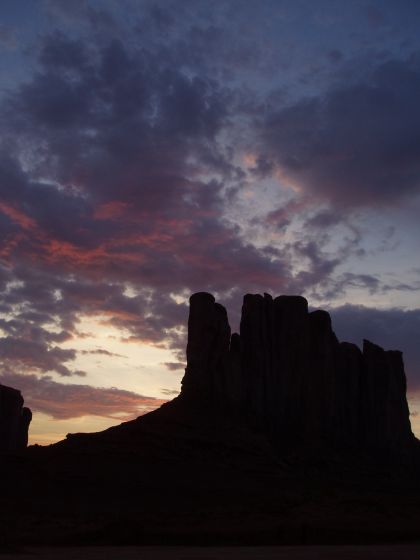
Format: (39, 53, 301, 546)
(291, 238, 342, 291)
(261, 55, 420, 206)
(0, 336, 84, 377)
(39, 31, 89, 72)
(310, 272, 380, 301)
(44, 0, 118, 32)
(0, 29, 291, 307)
(305, 209, 344, 229)
(330, 305, 420, 391)
(162, 362, 185, 372)
(263, 207, 366, 298)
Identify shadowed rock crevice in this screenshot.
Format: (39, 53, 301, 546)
(180, 292, 414, 452)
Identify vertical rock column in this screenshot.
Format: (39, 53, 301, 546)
(181, 292, 231, 405)
(385, 349, 413, 446)
(336, 342, 363, 447)
(239, 294, 310, 442)
(18, 407, 32, 449)
(362, 340, 413, 448)
(240, 293, 274, 425)
(304, 310, 339, 446)
(271, 295, 309, 443)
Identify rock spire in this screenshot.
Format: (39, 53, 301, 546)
(0, 384, 32, 452)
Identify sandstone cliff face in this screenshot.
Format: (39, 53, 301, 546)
(181, 292, 413, 451)
(0, 384, 32, 452)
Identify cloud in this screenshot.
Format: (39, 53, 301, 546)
(162, 362, 185, 372)
(0, 336, 85, 377)
(1, 9, 419, 401)
(0, 372, 165, 420)
(79, 348, 125, 357)
(0, 262, 191, 376)
(161, 388, 180, 396)
(0, 31, 289, 294)
(0, 27, 298, 387)
(261, 55, 420, 207)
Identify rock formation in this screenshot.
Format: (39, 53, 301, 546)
(0, 292, 417, 547)
(180, 292, 413, 451)
(0, 384, 32, 452)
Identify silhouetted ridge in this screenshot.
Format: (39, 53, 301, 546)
(180, 292, 413, 451)
(0, 384, 32, 452)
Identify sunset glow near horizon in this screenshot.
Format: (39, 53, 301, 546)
(0, 0, 420, 444)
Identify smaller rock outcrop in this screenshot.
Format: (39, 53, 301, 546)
(0, 384, 32, 452)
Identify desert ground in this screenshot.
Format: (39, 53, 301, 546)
(2, 546, 420, 559)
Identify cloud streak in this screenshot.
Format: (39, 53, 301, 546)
(0, 372, 165, 420)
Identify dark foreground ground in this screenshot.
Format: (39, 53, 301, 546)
(2, 401, 420, 547)
(2, 545, 420, 559)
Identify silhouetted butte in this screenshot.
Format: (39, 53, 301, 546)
(1, 292, 419, 546)
(180, 292, 413, 453)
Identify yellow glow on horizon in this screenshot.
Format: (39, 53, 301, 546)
(56, 314, 184, 395)
(28, 411, 152, 446)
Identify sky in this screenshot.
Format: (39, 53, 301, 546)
(0, 0, 420, 444)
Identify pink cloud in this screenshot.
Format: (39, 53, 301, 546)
(0, 372, 166, 420)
